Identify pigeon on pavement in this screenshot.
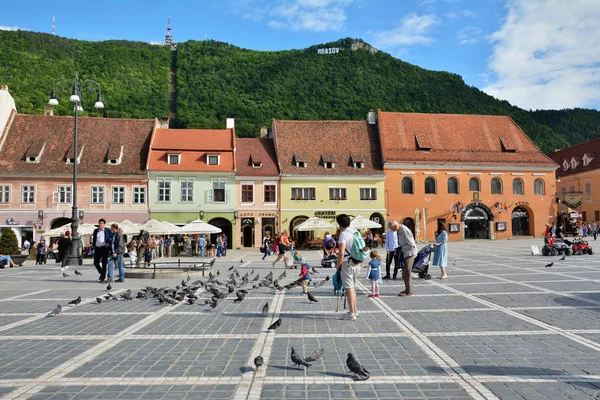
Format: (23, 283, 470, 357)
(545, 262, 554, 268)
(307, 348, 324, 362)
(96, 297, 103, 304)
(267, 318, 282, 331)
(74, 270, 83, 276)
(291, 347, 312, 369)
(346, 353, 370, 380)
(254, 356, 264, 370)
(234, 291, 246, 302)
(307, 292, 318, 303)
(107, 283, 112, 291)
(68, 296, 81, 306)
(559, 255, 566, 261)
(62, 272, 69, 278)
(47, 304, 62, 317)
(262, 302, 269, 316)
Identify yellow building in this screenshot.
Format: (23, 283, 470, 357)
(272, 118, 386, 245)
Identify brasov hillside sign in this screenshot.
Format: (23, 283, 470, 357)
(317, 47, 340, 54)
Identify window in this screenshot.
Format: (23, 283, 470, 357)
(561, 187, 566, 196)
(491, 177, 503, 194)
(513, 178, 524, 195)
(252, 161, 262, 168)
(158, 180, 171, 202)
(242, 184, 254, 203)
(291, 187, 315, 200)
(569, 185, 575, 193)
(207, 155, 220, 165)
(112, 186, 125, 204)
(401, 177, 414, 194)
(424, 177, 437, 194)
(563, 160, 569, 171)
(324, 162, 334, 169)
(583, 211, 587, 222)
(58, 185, 72, 204)
(133, 186, 146, 205)
(168, 154, 180, 165)
(534, 178, 545, 195)
(353, 162, 364, 169)
(0, 185, 10, 203)
(585, 181, 592, 201)
(21, 185, 35, 203)
(264, 184, 276, 203)
(447, 177, 459, 194)
(181, 180, 194, 202)
(212, 179, 226, 202)
(329, 187, 347, 201)
(296, 161, 307, 168)
(469, 177, 480, 192)
(360, 188, 377, 200)
(595, 210, 599, 222)
(91, 186, 105, 204)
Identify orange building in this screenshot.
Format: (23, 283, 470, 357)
(377, 111, 559, 241)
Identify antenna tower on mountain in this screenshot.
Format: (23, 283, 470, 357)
(52, 16, 55, 35)
(165, 16, 173, 46)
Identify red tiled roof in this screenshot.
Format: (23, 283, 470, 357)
(378, 111, 557, 168)
(236, 138, 279, 176)
(551, 138, 600, 177)
(148, 128, 236, 172)
(0, 114, 155, 175)
(272, 119, 383, 175)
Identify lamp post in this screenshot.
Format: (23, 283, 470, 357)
(48, 73, 104, 266)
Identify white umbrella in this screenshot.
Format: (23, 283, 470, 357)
(294, 217, 336, 231)
(139, 219, 171, 235)
(177, 219, 221, 234)
(118, 220, 142, 235)
(43, 223, 95, 237)
(161, 221, 185, 235)
(350, 215, 382, 229)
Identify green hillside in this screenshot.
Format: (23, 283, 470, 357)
(1, 31, 599, 154)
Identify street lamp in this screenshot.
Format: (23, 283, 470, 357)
(48, 73, 104, 266)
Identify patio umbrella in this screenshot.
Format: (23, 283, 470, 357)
(161, 221, 185, 235)
(350, 215, 382, 229)
(43, 223, 95, 237)
(414, 208, 420, 240)
(118, 220, 142, 235)
(139, 219, 172, 235)
(294, 217, 336, 231)
(177, 219, 222, 234)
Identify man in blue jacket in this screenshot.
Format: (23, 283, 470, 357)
(91, 218, 113, 283)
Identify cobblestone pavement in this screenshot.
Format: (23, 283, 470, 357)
(1, 238, 600, 399)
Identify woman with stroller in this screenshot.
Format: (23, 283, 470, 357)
(432, 220, 448, 279)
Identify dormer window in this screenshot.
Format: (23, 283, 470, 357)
(353, 162, 364, 169)
(207, 154, 220, 166)
(293, 152, 308, 168)
(350, 154, 365, 169)
(415, 132, 433, 151)
(563, 160, 569, 171)
(168, 154, 181, 165)
(106, 144, 123, 165)
(499, 136, 517, 153)
(571, 159, 578, 169)
(583, 153, 595, 167)
(65, 145, 83, 164)
(324, 162, 334, 169)
(321, 153, 335, 169)
(297, 161, 307, 168)
(250, 155, 262, 168)
(25, 142, 45, 163)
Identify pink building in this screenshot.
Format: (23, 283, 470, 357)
(0, 87, 157, 245)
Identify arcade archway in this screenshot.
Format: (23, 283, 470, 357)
(208, 218, 233, 249)
(289, 215, 310, 245)
(512, 206, 531, 236)
(461, 203, 494, 239)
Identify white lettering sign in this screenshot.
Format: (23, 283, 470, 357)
(317, 47, 340, 55)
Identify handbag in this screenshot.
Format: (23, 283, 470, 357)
(259, 246, 266, 253)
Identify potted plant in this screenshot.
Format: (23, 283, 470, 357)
(0, 227, 27, 267)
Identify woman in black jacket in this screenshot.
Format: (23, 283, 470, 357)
(57, 231, 72, 269)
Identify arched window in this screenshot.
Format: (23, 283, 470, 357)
(402, 177, 414, 194)
(513, 178, 524, 195)
(447, 177, 459, 194)
(469, 177, 480, 192)
(425, 177, 437, 194)
(491, 177, 503, 194)
(534, 178, 545, 195)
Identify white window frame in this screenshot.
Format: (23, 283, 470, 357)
(168, 154, 181, 165)
(296, 161, 307, 168)
(329, 187, 347, 201)
(57, 185, 72, 204)
(263, 181, 277, 204)
(324, 162, 335, 169)
(132, 186, 146, 205)
(359, 187, 377, 201)
(112, 186, 126, 205)
(534, 178, 546, 195)
(353, 161, 364, 169)
(180, 179, 195, 202)
(211, 178, 227, 203)
(241, 181, 254, 204)
(0, 185, 10, 203)
(157, 179, 172, 202)
(207, 154, 220, 166)
(291, 187, 316, 201)
(21, 185, 35, 204)
(563, 160, 569, 171)
(90, 185, 105, 204)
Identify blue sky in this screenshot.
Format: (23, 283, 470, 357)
(3, 0, 600, 111)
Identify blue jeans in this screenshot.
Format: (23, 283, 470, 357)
(216, 245, 224, 257)
(107, 254, 125, 281)
(262, 249, 272, 260)
(0, 255, 13, 266)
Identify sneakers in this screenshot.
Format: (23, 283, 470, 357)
(375, 293, 381, 297)
(368, 294, 376, 298)
(115, 279, 124, 283)
(342, 312, 357, 321)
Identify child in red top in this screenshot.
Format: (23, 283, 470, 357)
(299, 263, 311, 295)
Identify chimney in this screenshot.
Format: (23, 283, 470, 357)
(260, 126, 268, 138)
(0, 84, 7, 91)
(367, 109, 377, 125)
(158, 116, 169, 129)
(226, 118, 235, 129)
(44, 108, 54, 116)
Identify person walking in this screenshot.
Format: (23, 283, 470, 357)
(271, 231, 290, 268)
(58, 231, 72, 271)
(336, 214, 363, 321)
(36, 238, 47, 265)
(92, 219, 112, 283)
(262, 234, 272, 260)
(107, 223, 126, 283)
(397, 221, 418, 296)
(432, 220, 449, 279)
(222, 234, 228, 257)
(384, 221, 400, 279)
(216, 234, 224, 258)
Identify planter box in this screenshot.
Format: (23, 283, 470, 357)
(10, 254, 28, 266)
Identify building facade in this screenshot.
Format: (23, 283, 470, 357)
(378, 111, 558, 241)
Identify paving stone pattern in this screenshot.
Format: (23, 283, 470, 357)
(1, 238, 600, 399)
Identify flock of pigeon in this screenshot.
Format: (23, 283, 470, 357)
(47, 260, 371, 381)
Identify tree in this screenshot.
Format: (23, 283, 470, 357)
(0, 227, 19, 255)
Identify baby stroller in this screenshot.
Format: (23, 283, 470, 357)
(321, 254, 337, 268)
(413, 244, 434, 280)
(289, 248, 304, 269)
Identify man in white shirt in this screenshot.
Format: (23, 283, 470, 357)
(384, 221, 400, 279)
(335, 213, 362, 321)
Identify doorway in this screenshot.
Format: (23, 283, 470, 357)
(512, 207, 530, 236)
(242, 224, 254, 247)
(208, 218, 233, 248)
(402, 217, 415, 238)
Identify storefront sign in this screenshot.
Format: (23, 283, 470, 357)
(464, 206, 488, 220)
(5, 218, 20, 225)
(239, 212, 277, 217)
(449, 223, 460, 233)
(314, 211, 336, 218)
(570, 212, 581, 218)
(496, 222, 507, 231)
(512, 210, 528, 218)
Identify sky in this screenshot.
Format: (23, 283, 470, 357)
(2, 0, 600, 111)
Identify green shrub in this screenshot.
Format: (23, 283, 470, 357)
(0, 227, 19, 255)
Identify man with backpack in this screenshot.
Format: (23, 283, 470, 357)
(397, 222, 418, 296)
(336, 214, 368, 321)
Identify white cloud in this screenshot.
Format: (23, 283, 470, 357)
(457, 26, 481, 45)
(0, 26, 27, 31)
(371, 14, 440, 47)
(445, 10, 477, 19)
(483, 0, 600, 110)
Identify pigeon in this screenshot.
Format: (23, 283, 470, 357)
(68, 296, 81, 306)
(235, 270, 240, 277)
(311, 267, 319, 274)
(240, 259, 244, 263)
(282, 271, 287, 278)
(120, 290, 133, 301)
(254, 355, 264, 370)
(262, 302, 269, 316)
(217, 270, 220, 276)
(291, 347, 312, 369)
(307, 348, 324, 362)
(346, 353, 370, 380)
(47, 304, 62, 317)
(74, 270, 83, 276)
(229, 266, 235, 271)
(250, 269, 255, 275)
(545, 262, 554, 268)
(187, 298, 196, 305)
(234, 291, 246, 303)
(316, 280, 327, 287)
(253, 274, 260, 282)
(62, 272, 69, 278)
(559, 255, 566, 261)
(325, 275, 330, 281)
(453, 260, 457, 267)
(96, 297, 103, 304)
(187, 275, 191, 282)
(307, 292, 318, 303)
(107, 283, 112, 291)
(267, 318, 282, 331)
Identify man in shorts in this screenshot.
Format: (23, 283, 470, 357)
(336, 214, 362, 321)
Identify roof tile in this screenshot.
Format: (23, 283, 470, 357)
(236, 138, 279, 176)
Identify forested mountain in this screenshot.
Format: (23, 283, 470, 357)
(1, 31, 599, 154)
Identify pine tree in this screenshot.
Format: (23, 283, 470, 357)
(0, 227, 19, 255)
